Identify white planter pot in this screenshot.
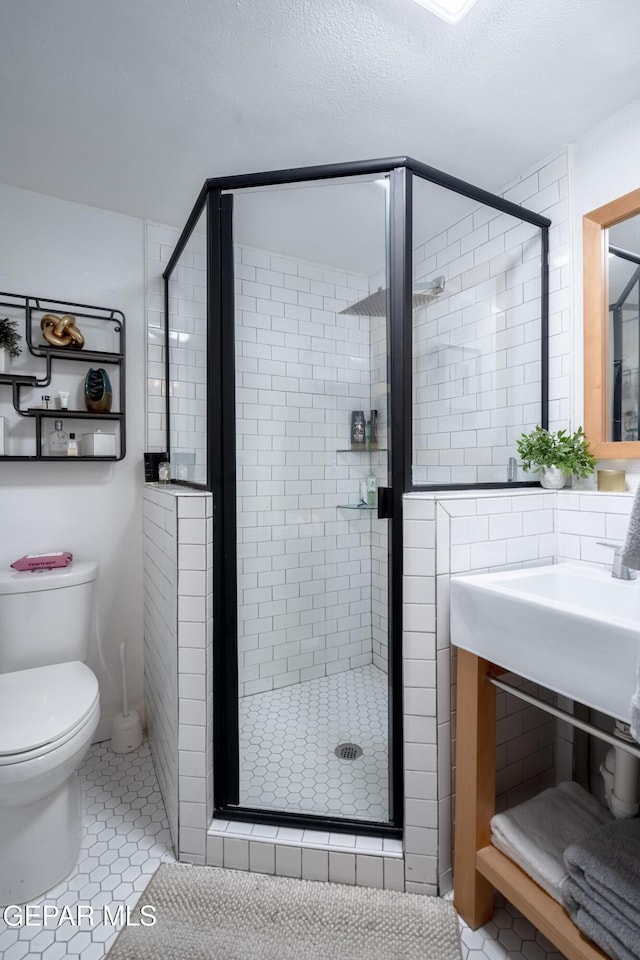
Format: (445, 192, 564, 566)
(540, 466, 567, 489)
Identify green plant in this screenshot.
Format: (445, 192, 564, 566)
(0, 317, 22, 358)
(516, 425, 596, 478)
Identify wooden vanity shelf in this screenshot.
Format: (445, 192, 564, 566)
(453, 649, 610, 960)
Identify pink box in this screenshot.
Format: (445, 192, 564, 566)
(11, 551, 73, 572)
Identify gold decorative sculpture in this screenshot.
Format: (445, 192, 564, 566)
(41, 313, 85, 349)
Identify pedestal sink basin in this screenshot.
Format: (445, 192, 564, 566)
(450, 562, 640, 722)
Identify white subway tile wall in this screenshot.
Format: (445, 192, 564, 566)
(557, 490, 634, 566)
(143, 487, 214, 863)
(142, 487, 179, 849)
(146, 225, 390, 694)
(234, 244, 388, 695)
(411, 151, 570, 485)
(403, 488, 560, 893)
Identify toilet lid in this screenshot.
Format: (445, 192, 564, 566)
(0, 661, 99, 757)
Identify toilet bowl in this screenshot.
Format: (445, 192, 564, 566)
(0, 662, 100, 905)
(0, 562, 101, 906)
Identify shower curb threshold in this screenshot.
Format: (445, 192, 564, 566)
(207, 820, 404, 857)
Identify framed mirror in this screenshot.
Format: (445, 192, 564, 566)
(584, 187, 640, 458)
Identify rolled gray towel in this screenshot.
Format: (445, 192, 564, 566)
(563, 817, 640, 917)
(620, 484, 640, 569)
(564, 897, 637, 960)
(562, 873, 640, 960)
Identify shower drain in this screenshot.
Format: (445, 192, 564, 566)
(334, 742, 363, 760)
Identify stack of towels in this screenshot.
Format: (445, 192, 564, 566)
(491, 782, 640, 960)
(563, 818, 640, 960)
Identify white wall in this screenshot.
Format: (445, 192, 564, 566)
(0, 182, 146, 740)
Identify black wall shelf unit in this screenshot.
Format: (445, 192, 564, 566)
(0, 291, 126, 461)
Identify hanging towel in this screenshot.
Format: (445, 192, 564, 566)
(631, 677, 640, 743)
(620, 483, 640, 570)
(618, 486, 640, 741)
(490, 781, 612, 902)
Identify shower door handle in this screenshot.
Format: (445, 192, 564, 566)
(377, 487, 393, 519)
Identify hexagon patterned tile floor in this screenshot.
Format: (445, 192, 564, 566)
(238, 664, 389, 821)
(456, 894, 566, 960)
(0, 738, 569, 960)
(0, 741, 174, 960)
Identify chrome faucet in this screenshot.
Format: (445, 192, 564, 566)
(596, 541, 638, 580)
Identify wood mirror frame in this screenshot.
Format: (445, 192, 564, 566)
(584, 187, 640, 459)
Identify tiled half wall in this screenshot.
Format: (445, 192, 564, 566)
(142, 482, 634, 893)
(143, 486, 214, 862)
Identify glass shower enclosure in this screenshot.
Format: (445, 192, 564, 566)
(164, 158, 549, 835)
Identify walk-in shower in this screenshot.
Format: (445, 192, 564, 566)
(163, 157, 549, 835)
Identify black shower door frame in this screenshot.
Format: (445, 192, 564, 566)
(163, 156, 550, 838)
(209, 162, 407, 837)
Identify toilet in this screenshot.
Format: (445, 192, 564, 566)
(0, 560, 100, 906)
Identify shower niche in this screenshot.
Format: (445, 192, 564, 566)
(163, 158, 548, 835)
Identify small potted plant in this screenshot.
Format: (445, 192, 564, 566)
(516, 425, 596, 489)
(0, 317, 22, 374)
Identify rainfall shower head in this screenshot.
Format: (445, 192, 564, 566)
(340, 276, 445, 317)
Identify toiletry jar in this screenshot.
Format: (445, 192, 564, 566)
(81, 431, 116, 457)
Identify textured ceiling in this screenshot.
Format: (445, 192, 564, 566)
(0, 0, 639, 237)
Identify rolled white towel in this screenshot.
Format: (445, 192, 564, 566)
(491, 781, 612, 901)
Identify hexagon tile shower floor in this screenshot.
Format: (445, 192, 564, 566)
(238, 664, 389, 821)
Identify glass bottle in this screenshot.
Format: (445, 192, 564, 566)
(366, 466, 377, 508)
(67, 432, 79, 456)
(48, 419, 68, 456)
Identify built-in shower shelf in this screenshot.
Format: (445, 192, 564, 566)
(336, 447, 387, 454)
(338, 503, 377, 511)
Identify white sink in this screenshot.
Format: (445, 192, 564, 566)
(450, 562, 640, 722)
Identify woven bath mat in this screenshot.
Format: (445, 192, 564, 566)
(106, 861, 462, 959)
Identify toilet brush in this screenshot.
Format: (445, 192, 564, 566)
(110, 642, 144, 754)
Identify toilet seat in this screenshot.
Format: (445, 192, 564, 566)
(0, 661, 99, 765)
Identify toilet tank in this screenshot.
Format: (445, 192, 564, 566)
(0, 560, 98, 672)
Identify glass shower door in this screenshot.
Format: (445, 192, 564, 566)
(226, 175, 393, 824)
